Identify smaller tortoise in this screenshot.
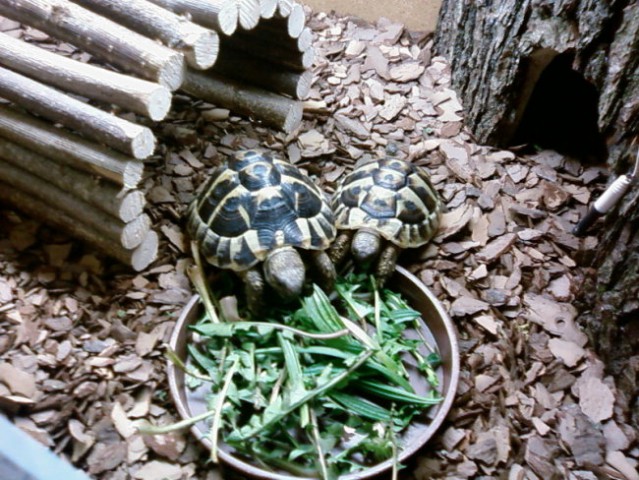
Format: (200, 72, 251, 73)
(187, 150, 336, 313)
(330, 158, 442, 285)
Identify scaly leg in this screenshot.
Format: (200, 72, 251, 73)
(328, 231, 353, 267)
(375, 244, 400, 288)
(309, 250, 337, 293)
(239, 267, 265, 315)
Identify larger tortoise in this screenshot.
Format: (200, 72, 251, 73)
(330, 157, 442, 285)
(187, 150, 336, 312)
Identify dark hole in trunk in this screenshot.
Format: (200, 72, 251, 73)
(512, 51, 608, 163)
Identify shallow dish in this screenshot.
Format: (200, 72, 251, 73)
(167, 265, 460, 479)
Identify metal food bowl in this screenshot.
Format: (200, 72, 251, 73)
(167, 265, 460, 479)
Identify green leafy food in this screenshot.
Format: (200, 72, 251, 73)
(171, 272, 444, 478)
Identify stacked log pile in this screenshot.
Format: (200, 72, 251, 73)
(0, 0, 314, 271)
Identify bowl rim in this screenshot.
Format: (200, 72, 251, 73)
(167, 265, 460, 479)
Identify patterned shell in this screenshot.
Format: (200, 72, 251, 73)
(332, 158, 442, 248)
(187, 150, 336, 271)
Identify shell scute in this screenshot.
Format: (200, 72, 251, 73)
(332, 158, 442, 248)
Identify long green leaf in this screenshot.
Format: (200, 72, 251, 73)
(357, 379, 443, 406)
(228, 350, 374, 441)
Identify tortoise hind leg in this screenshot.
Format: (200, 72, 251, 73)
(239, 267, 264, 315)
(328, 231, 353, 267)
(375, 244, 400, 288)
(309, 250, 337, 293)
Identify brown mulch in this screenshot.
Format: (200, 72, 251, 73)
(1, 9, 638, 480)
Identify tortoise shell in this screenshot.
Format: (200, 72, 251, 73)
(331, 158, 442, 248)
(187, 150, 335, 271)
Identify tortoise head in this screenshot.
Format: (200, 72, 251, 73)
(263, 247, 306, 301)
(351, 228, 382, 265)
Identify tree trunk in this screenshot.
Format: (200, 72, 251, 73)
(435, 0, 639, 421)
(434, 1, 639, 168)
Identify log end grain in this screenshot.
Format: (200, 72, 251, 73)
(121, 213, 152, 250)
(147, 84, 173, 121)
(277, 0, 294, 17)
(238, 0, 261, 30)
(297, 27, 313, 52)
(287, 3, 305, 38)
(301, 47, 315, 70)
(131, 229, 159, 271)
(122, 161, 145, 189)
(158, 51, 187, 91)
(131, 127, 157, 160)
(118, 189, 146, 223)
(185, 30, 220, 70)
(218, 2, 239, 35)
(260, 0, 278, 19)
(296, 70, 313, 100)
(283, 100, 303, 133)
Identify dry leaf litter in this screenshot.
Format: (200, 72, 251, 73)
(0, 10, 638, 480)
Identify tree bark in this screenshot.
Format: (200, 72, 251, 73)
(0, 66, 156, 159)
(0, 105, 144, 188)
(577, 185, 639, 420)
(73, 0, 219, 70)
(0, 32, 171, 121)
(0, 0, 185, 90)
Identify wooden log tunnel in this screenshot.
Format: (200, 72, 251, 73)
(0, 0, 315, 271)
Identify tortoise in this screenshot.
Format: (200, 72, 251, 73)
(187, 149, 336, 313)
(329, 157, 442, 285)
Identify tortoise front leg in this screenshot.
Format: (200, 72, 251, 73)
(328, 231, 353, 267)
(375, 243, 400, 288)
(309, 250, 337, 293)
(239, 267, 265, 315)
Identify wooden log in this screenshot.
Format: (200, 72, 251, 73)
(183, 69, 303, 133)
(0, 0, 185, 90)
(221, 34, 313, 72)
(0, 105, 143, 189)
(73, 0, 219, 70)
(0, 182, 159, 270)
(0, 32, 171, 121)
(213, 46, 312, 99)
(0, 66, 156, 159)
(0, 159, 147, 249)
(0, 139, 145, 222)
(147, 0, 239, 35)
(259, 0, 277, 19)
